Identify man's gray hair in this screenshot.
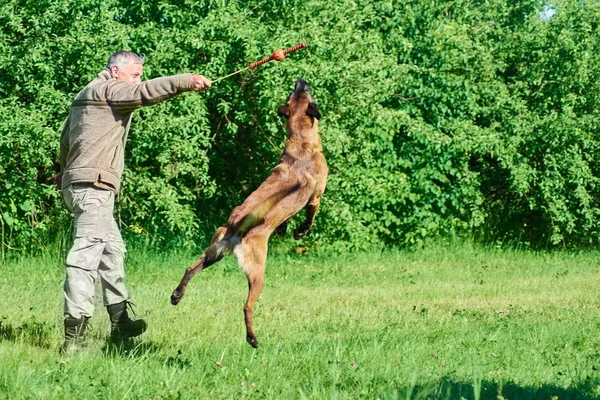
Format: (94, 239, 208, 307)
(107, 51, 145, 69)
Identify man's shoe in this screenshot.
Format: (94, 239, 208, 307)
(107, 301, 147, 342)
(61, 316, 89, 354)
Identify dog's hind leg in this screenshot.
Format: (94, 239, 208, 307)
(171, 226, 230, 305)
(234, 232, 269, 348)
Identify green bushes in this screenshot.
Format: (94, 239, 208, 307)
(1, 0, 599, 253)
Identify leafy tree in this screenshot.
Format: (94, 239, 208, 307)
(1, 0, 599, 253)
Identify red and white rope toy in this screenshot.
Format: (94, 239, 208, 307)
(212, 42, 307, 83)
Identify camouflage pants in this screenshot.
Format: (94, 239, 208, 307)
(62, 184, 129, 319)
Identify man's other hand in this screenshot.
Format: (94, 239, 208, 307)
(53, 173, 63, 189)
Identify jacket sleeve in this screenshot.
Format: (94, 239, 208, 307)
(103, 73, 193, 113)
(59, 115, 70, 171)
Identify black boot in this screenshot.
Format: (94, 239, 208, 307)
(107, 301, 147, 342)
(61, 316, 89, 354)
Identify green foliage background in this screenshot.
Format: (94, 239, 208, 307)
(1, 0, 599, 252)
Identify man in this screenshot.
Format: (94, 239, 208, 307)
(56, 51, 211, 353)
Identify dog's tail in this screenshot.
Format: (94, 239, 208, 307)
(234, 182, 300, 234)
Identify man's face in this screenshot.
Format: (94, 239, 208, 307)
(111, 61, 143, 84)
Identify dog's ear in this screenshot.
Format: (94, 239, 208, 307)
(306, 102, 321, 120)
(277, 104, 290, 118)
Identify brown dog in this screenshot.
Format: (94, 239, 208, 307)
(170, 78, 328, 348)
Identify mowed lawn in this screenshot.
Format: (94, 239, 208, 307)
(1, 244, 600, 399)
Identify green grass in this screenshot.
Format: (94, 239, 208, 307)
(1, 243, 600, 399)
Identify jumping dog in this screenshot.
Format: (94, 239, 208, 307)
(170, 78, 328, 348)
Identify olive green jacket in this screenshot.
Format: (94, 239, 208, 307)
(59, 69, 193, 192)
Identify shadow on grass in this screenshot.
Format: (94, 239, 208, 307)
(0, 320, 53, 348)
(388, 378, 600, 400)
(101, 340, 195, 368)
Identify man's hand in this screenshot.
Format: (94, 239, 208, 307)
(53, 173, 63, 190)
(190, 75, 211, 91)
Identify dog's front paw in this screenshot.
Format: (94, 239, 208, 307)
(293, 223, 309, 240)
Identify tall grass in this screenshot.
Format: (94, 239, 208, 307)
(1, 243, 599, 399)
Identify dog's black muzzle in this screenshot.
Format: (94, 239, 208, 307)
(294, 78, 310, 93)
